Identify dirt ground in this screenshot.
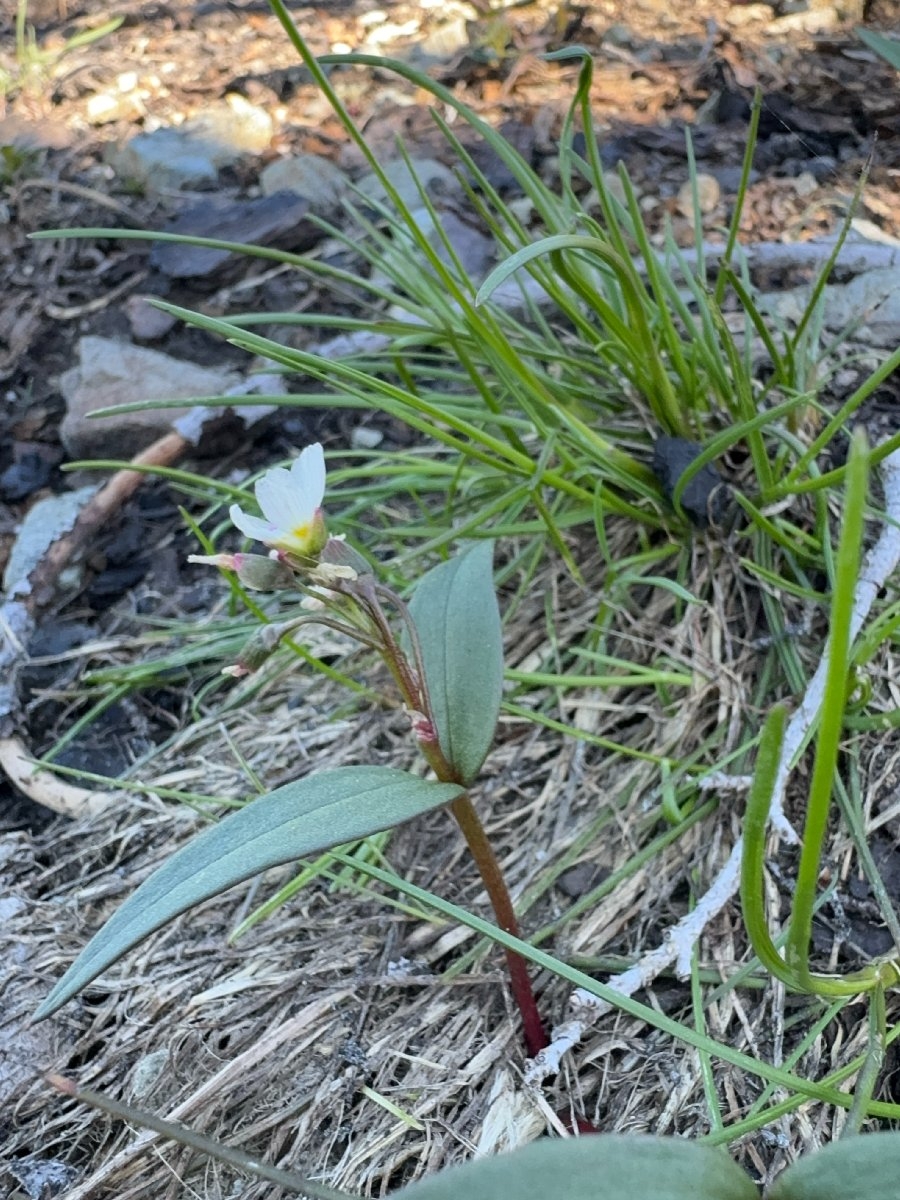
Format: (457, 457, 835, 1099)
(1, 0, 900, 1197)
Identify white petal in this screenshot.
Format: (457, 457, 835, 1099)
(291, 443, 326, 509)
(230, 504, 277, 543)
(255, 466, 304, 531)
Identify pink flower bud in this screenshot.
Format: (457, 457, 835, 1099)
(188, 554, 240, 570)
(408, 710, 438, 744)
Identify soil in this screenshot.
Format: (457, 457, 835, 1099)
(1, 0, 900, 1196)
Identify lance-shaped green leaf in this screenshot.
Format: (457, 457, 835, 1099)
(408, 542, 503, 786)
(35, 767, 464, 1020)
(770, 1132, 900, 1200)
(399, 1135, 759, 1200)
(857, 28, 900, 71)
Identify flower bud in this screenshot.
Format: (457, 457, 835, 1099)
(226, 622, 285, 676)
(309, 562, 357, 587)
(188, 552, 294, 591)
(233, 554, 294, 591)
(407, 709, 438, 745)
(319, 535, 371, 578)
(188, 553, 239, 569)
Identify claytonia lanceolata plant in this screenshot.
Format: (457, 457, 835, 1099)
(36, 443, 547, 1056)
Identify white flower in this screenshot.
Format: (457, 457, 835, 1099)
(229, 443, 327, 558)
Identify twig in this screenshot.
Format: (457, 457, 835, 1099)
(0, 735, 114, 817)
(527, 445, 900, 1085)
(675, 231, 900, 279)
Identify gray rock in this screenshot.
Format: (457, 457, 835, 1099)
(356, 157, 458, 211)
(59, 336, 241, 458)
(148, 191, 320, 280)
(762, 267, 900, 349)
(108, 96, 273, 192)
(124, 294, 179, 341)
(373, 205, 495, 292)
(259, 154, 350, 212)
(3, 486, 98, 597)
(108, 127, 219, 191)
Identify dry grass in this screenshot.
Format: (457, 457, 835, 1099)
(4, 518, 899, 1198)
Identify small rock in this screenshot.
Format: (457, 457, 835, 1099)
(8, 1155, 79, 1200)
(124, 294, 178, 342)
(762, 268, 900, 350)
(187, 94, 273, 157)
(790, 170, 818, 197)
(710, 165, 759, 193)
(108, 127, 220, 191)
(413, 14, 470, 61)
(259, 154, 350, 212)
(0, 443, 58, 501)
(556, 862, 606, 898)
(468, 122, 536, 193)
(356, 157, 458, 210)
(21, 621, 96, 693)
(769, 6, 841, 33)
(585, 172, 630, 212)
(351, 425, 383, 450)
(725, 3, 776, 26)
(108, 96, 273, 193)
(86, 92, 127, 124)
(148, 191, 321, 280)
(59, 336, 241, 458)
(361, 17, 420, 48)
(652, 436, 730, 527)
(676, 173, 721, 218)
(130, 1049, 171, 1100)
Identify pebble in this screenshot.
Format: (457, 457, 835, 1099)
(123, 295, 179, 342)
(676, 173, 721, 218)
(259, 154, 351, 212)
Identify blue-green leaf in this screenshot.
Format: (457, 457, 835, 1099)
(475, 234, 605, 306)
(399, 1135, 759, 1200)
(770, 1132, 900, 1200)
(857, 28, 900, 72)
(35, 767, 464, 1019)
(408, 542, 503, 786)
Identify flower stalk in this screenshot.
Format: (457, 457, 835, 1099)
(195, 443, 548, 1056)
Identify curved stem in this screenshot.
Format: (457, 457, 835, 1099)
(449, 792, 548, 1057)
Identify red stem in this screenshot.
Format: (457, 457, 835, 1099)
(341, 577, 547, 1056)
(449, 793, 548, 1057)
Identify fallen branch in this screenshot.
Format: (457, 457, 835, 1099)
(678, 229, 900, 279)
(526, 443, 900, 1085)
(0, 736, 113, 818)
